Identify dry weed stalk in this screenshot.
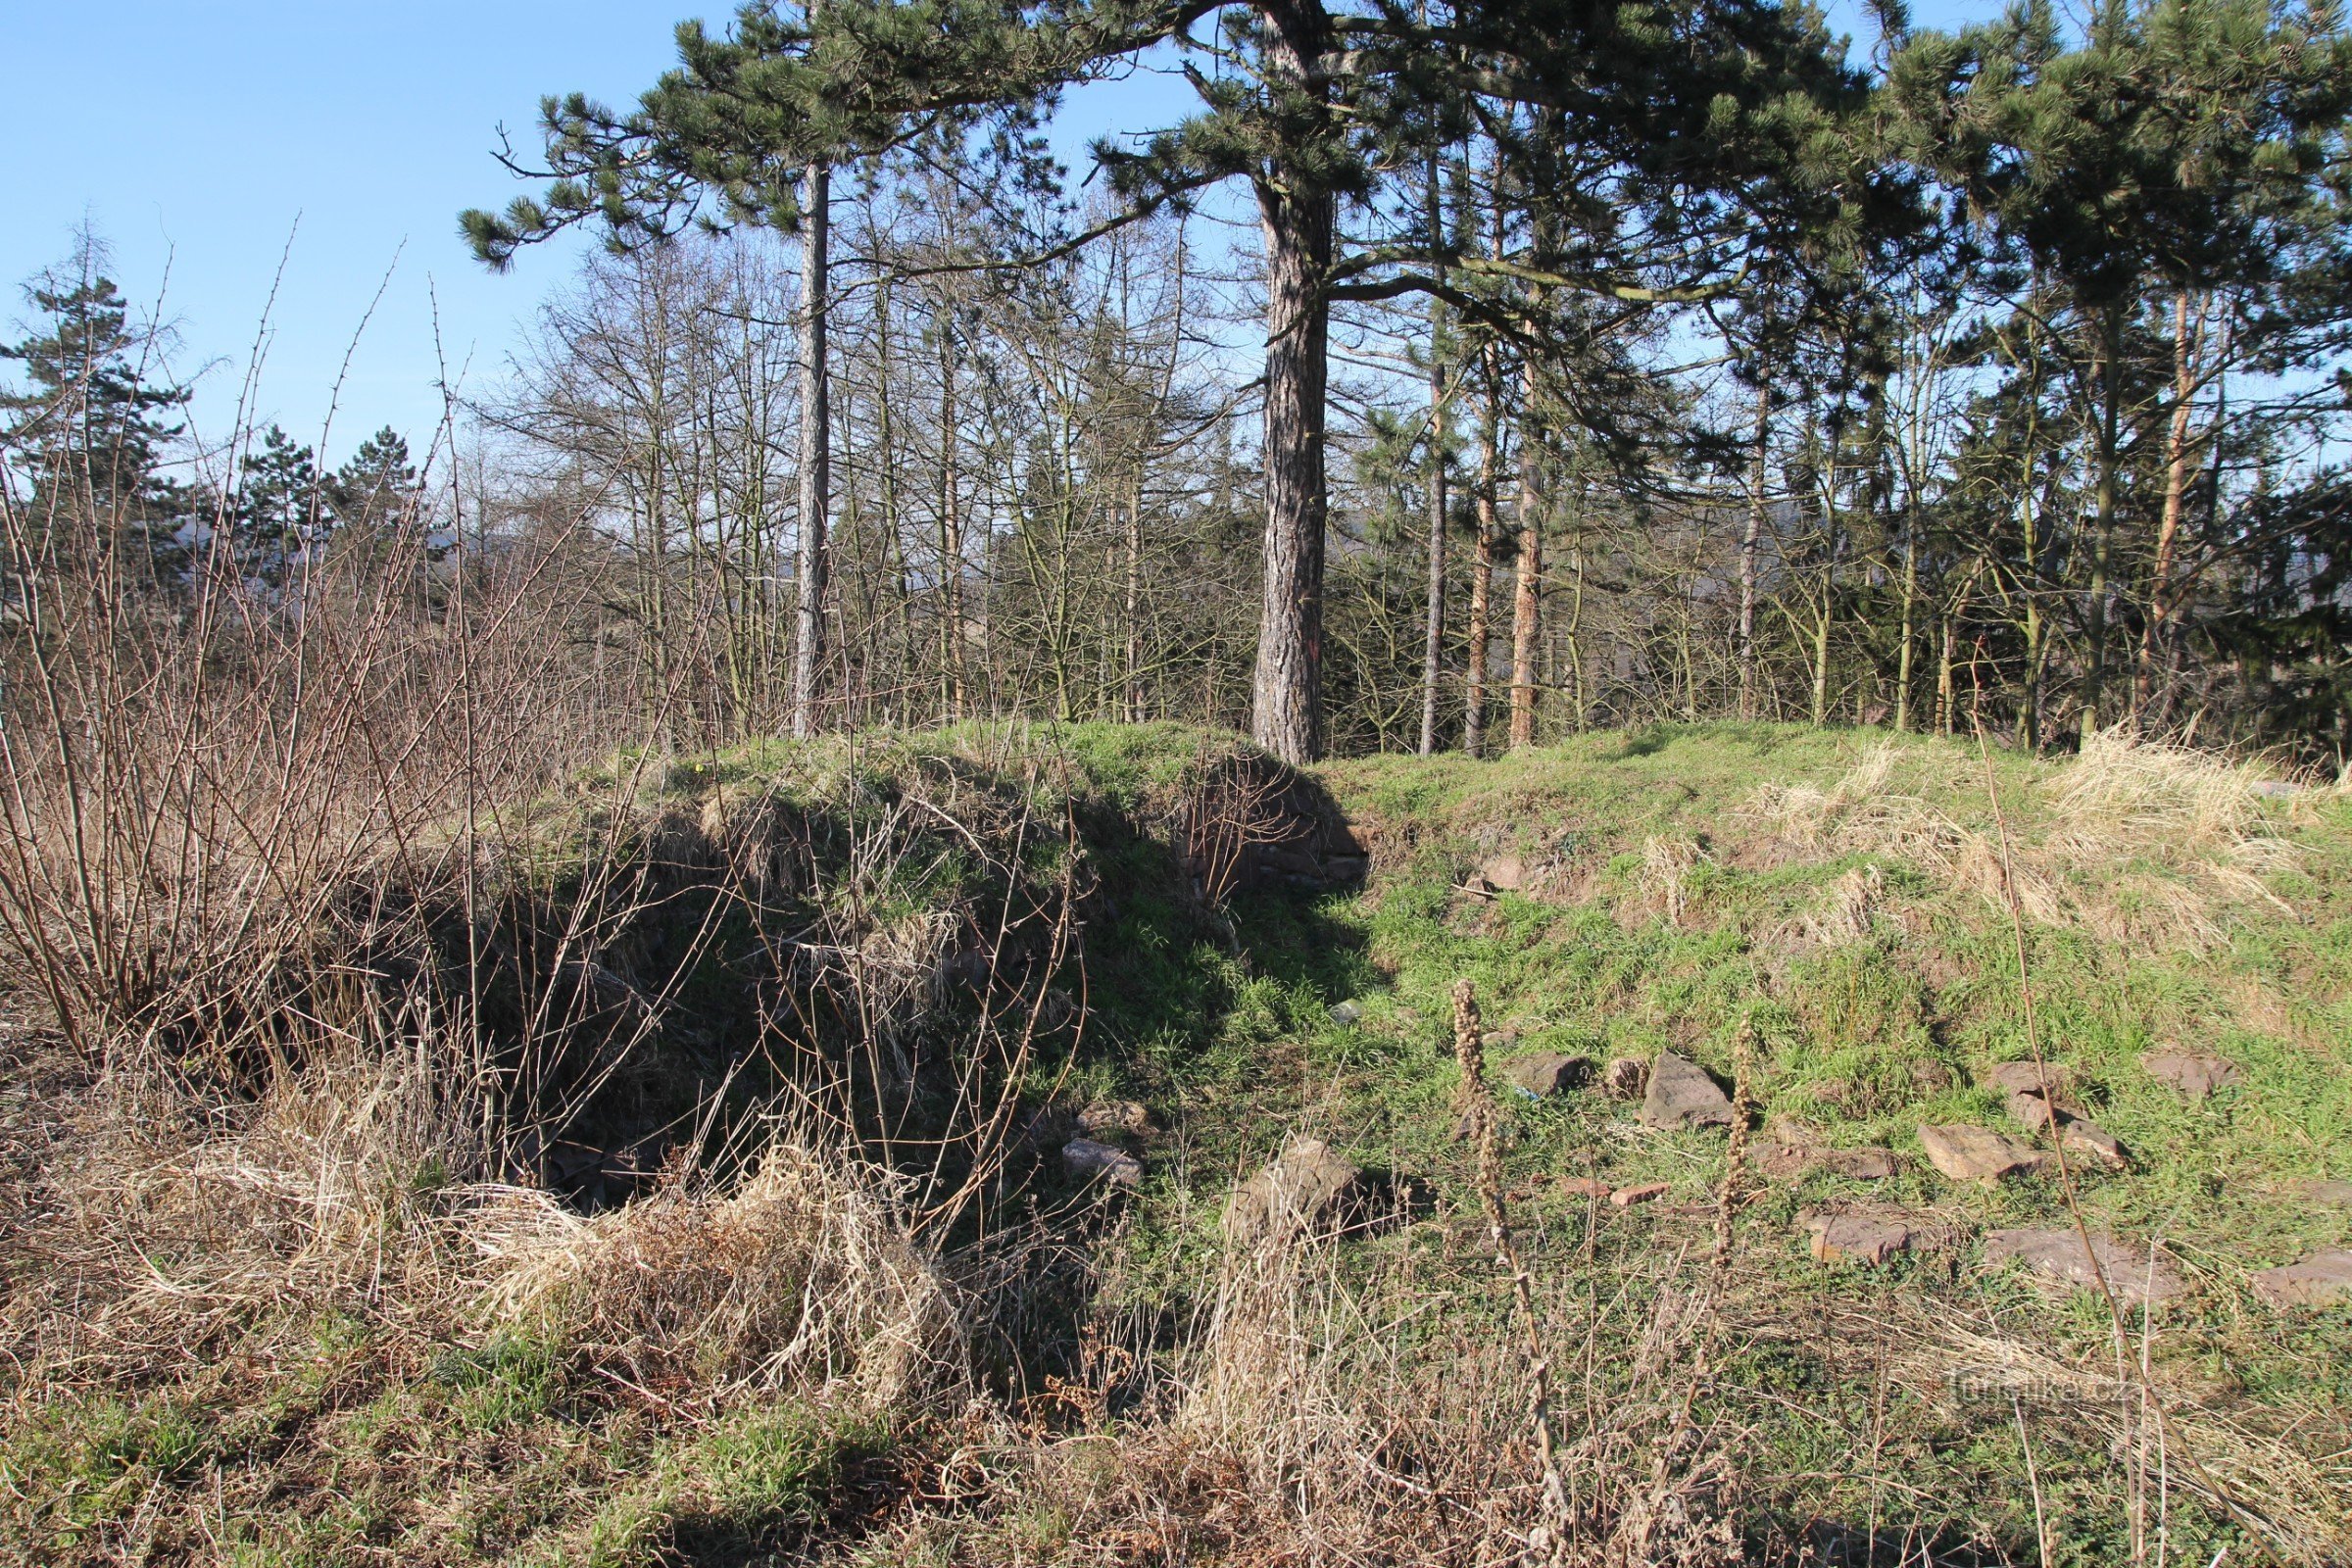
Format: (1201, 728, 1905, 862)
(1454, 978, 1574, 1562)
(1875, 1303, 2350, 1565)
(1970, 719, 2291, 1565)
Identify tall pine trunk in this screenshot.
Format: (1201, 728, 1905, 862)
(1464, 347, 1499, 758)
(937, 313, 966, 721)
(1740, 379, 1767, 719)
(1416, 149, 1447, 757)
(1247, 0, 1334, 765)
(2082, 306, 2122, 734)
(790, 163, 831, 738)
(1509, 386, 1543, 750)
(2137, 290, 2201, 721)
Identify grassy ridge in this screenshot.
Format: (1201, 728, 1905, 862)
(4, 721, 2347, 1564)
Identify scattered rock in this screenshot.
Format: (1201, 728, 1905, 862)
(1984, 1227, 2187, 1308)
(1063, 1138, 1144, 1188)
(1756, 1145, 1899, 1181)
(2140, 1051, 2244, 1102)
(1601, 1056, 1650, 1101)
(1806, 1213, 1914, 1266)
(1505, 1052, 1592, 1098)
(1611, 1181, 1670, 1207)
(1561, 1177, 1613, 1200)
(2005, 1090, 2063, 1132)
(1642, 1053, 1735, 1131)
(1077, 1100, 1152, 1138)
(1480, 854, 1528, 891)
(1224, 1138, 1365, 1248)
(2289, 1178, 2352, 1206)
(2250, 1249, 2352, 1308)
(1919, 1124, 2043, 1184)
(1021, 1105, 1079, 1151)
(1328, 1000, 1364, 1027)
(2058, 1118, 2130, 1170)
(1985, 1060, 2074, 1099)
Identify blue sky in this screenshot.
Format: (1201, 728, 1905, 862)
(4, 0, 1965, 469)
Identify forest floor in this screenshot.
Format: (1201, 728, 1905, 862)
(4, 722, 2349, 1565)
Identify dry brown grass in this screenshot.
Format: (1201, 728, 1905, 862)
(464, 1139, 961, 1413)
(1745, 731, 2302, 948)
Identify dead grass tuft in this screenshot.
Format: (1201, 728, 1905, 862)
(1641, 835, 1705, 925)
(466, 1139, 959, 1412)
(1747, 732, 2298, 948)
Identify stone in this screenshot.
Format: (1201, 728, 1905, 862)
(1601, 1056, 1650, 1101)
(1077, 1100, 1151, 1138)
(1224, 1138, 1365, 1248)
(2058, 1118, 2130, 1170)
(1642, 1053, 1735, 1130)
(1062, 1138, 1144, 1188)
(1984, 1227, 2188, 1309)
(1610, 1181, 1670, 1206)
(1919, 1124, 2043, 1184)
(1021, 1105, 1079, 1151)
(2250, 1249, 2352, 1308)
(1480, 854, 1528, 891)
(1985, 1060, 2074, 1099)
(2289, 1178, 2352, 1206)
(2140, 1051, 2244, 1101)
(1756, 1145, 1899, 1181)
(2006, 1090, 2063, 1132)
(1328, 1000, 1364, 1026)
(1560, 1177, 1613, 1200)
(1806, 1214, 1913, 1266)
(1505, 1052, 1592, 1098)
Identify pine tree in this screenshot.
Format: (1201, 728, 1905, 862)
(326, 426, 421, 533)
(228, 425, 323, 591)
(0, 236, 191, 578)
(465, 0, 1882, 761)
(1892, 0, 2352, 729)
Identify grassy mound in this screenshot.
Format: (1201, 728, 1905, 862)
(4, 721, 2347, 1565)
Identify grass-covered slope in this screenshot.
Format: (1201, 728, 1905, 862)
(1034, 721, 2352, 1564)
(4, 720, 2347, 1566)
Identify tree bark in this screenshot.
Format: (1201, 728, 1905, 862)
(1509, 382, 1542, 750)
(2137, 290, 2202, 721)
(790, 162, 831, 738)
(937, 310, 966, 721)
(1464, 353, 1498, 759)
(1247, 0, 1335, 765)
(1740, 378, 1767, 719)
(2082, 306, 2122, 734)
(1417, 150, 1447, 757)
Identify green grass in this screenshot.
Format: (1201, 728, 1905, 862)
(9, 720, 2348, 1564)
